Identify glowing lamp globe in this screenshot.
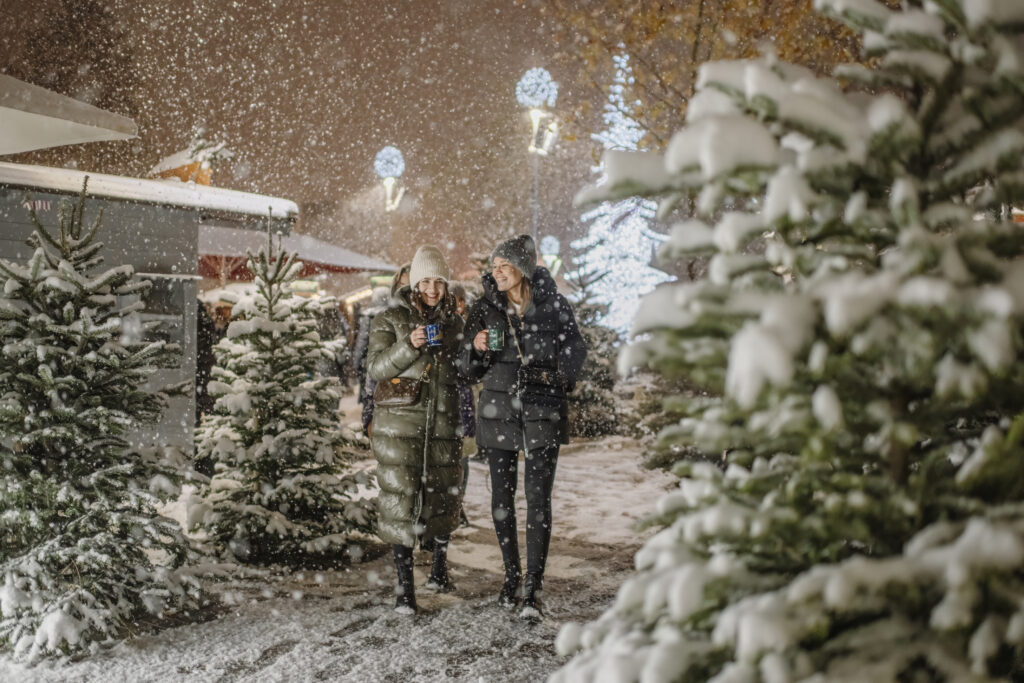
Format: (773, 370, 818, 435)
(374, 146, 405, 179)
(540, 235, 560, 256)
(516, 68, 558, 109)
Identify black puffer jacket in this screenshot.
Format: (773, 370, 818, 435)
(457, 266, 586, 451)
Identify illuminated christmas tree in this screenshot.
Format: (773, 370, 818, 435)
(570, 53, 670, 334)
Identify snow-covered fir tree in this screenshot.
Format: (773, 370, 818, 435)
(556, 1, 1024, 680)
(193, 242, 373, 565)
(567, 270, 621, 438)
(0, 184, 201, 660)
(570, 52, 671, 334)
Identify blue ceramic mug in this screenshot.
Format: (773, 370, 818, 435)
(424, 323, 443, 346)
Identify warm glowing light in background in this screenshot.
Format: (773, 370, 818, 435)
(374, 145, 406, 212)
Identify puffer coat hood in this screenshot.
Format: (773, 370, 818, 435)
(367, 287, 464, 547)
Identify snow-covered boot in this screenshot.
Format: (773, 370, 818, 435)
(393, 545, 417, 615)
(498, 567, 521, 609)
(519, 573, 543, 620)
(423, 538, 456, 593)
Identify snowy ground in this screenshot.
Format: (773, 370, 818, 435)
(1, 430, 675, 683)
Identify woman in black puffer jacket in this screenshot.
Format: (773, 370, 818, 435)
(457, 234, 586, 619)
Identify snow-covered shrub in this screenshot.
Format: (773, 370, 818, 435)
(0, 183, 202, 660)
(568, 270, 622, 438)
(193, 243, 373, 565)
(555, 1, 1024, 680)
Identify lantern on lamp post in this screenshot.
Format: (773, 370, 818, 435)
(539, 234, 563, 278)
(374, 145, 405, 212)
(515, 68, 558, 241)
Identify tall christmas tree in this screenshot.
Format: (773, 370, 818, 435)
(193, 243, 373, 565)
(566, 270, 621, 438)
(556, 1, 1024, 680)
(0, 184, 201, 660)
(570, 52, 671, 334)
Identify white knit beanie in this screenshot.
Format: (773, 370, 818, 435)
(409, 245, 451, 286)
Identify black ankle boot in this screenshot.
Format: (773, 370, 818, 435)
(498, 570, 521, 609)
(423, 538, 456, 593)
(519, 573, 542, 619)
(393, 545, 417, 615)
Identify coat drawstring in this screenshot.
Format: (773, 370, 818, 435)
(413, 355, 436, 533)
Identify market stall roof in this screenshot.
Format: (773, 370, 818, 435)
(0, 75, 138, 155)
(0, 161, 297, 219)
(198, 224, 396, 281)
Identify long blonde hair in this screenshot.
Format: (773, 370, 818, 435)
(513, 278, 532, 310)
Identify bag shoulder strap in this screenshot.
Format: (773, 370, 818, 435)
(505, 308, 527, 366)
(417, 361, 432, 381)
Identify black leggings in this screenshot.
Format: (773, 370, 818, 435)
(484, 445, 559, 579)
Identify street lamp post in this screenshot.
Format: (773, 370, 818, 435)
(374, 145, 405, 212)
(516, 68, 558, 241)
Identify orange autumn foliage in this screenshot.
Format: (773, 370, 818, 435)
(532, 0, 893, 153)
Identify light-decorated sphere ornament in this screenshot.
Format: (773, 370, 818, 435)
(374, 146, 405, 179)
(516, 68, 558, 109)
(540, 235, 560, 256)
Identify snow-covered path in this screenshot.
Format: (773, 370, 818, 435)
(1, 436, 674, 683)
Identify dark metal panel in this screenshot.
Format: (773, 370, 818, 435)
(0, 186, 199, 275)
(0, 185, 199, 454)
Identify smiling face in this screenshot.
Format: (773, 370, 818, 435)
(492, 257, 523, 293)
(417, 277, 446, 306)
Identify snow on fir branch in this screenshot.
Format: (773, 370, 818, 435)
(0, 180, 203, 661)
(556, 1, 1024, 680)
(192, 237, 374, 566)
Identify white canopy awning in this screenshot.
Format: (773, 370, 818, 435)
(0, 162, 297, 219)
(198, 225, 397, 278)
(0, 75, 137, 155)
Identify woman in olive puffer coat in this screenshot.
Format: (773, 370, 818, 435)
(367, 245, 464, 615)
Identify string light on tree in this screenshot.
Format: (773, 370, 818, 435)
(374, 145, 405, 212)
(569, 53, 669, 334)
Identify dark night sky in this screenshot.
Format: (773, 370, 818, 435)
(1, 0, 602, 273)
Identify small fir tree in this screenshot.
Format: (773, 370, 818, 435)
(193, 242, 373, 565)
(0, 183, 201, 660)
(556, 1, 1024, 680)
(566, 270, 621, 438)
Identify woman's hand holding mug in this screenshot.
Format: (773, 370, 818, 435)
(410, 326, 427, 349)
(473, 330, 489, 352)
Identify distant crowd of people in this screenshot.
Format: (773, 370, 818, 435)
(193, 234, 587, 621)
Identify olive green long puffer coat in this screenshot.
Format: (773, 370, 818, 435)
(367, 288, 464, 547)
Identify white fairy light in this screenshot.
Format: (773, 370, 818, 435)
(569, 53, 670, 333)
